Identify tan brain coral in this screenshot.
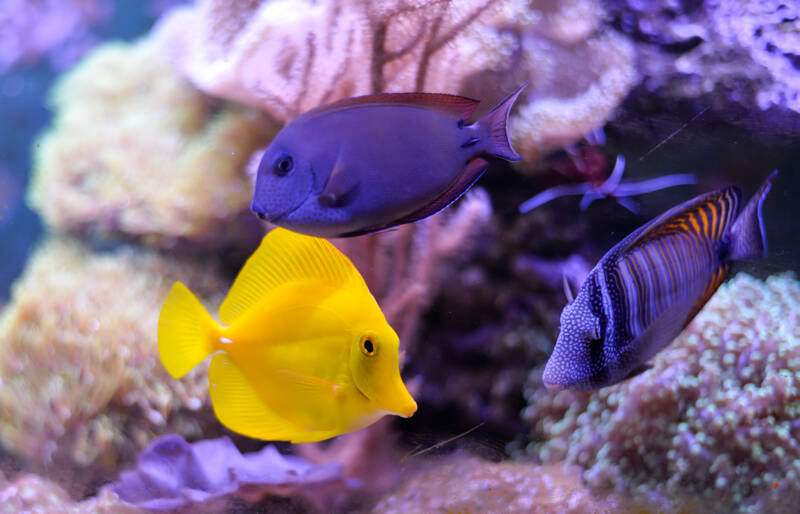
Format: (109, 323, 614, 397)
(28, 38, 277, 248)
(155, 0, 636, 164)
(0, 238, 228, 485)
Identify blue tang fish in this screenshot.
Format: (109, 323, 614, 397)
(251, 85, 526, 237)
(543, 171, 778, 390)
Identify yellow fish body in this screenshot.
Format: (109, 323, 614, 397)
(157, 228, 417, 443)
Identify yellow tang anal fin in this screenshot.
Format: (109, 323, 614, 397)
(208, 354, 342, 443)
(217, 228, 367, 325)
(209, 353, 303, 441)
(158, 282, 220, 379)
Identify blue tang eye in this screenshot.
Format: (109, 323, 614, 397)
(274, 155, 294, 176)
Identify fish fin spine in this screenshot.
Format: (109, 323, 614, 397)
(477, 82, 527, 162)
(158, 282, 220, 379)
(729, 170, 777, 261)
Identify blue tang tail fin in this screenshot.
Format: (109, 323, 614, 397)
(729, 169, 778, 261)
(477, 82, 527, 162)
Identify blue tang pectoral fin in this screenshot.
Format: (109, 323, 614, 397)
(318, 154, 361, 208)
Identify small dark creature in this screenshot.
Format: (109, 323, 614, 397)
(543, 171, 778, 390)
(251, 84, 526, 237)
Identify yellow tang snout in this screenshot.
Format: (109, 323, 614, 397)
(385, 378, 417, 418)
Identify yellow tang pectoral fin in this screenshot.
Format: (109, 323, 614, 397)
(208, 354, 340, 443)
(217, 228, 369, 326)
(274, 368, 340, 400)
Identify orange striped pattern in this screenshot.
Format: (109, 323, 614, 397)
(612, 187, 739, 338)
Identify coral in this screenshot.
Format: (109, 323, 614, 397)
(110, 433, 355, 511)
(0, 238, 228, 490)
(28, 38, 277, 249)
(155, 0, 636, 164)
(523, 273, 800, 510)
(297, 417, 404, 501)
(611, 0, 800, 113)
(0, 472, 141, 513)
(0, 0, 109, 72)
(371, 454, 676, 513)
(397, 184, 595, 441)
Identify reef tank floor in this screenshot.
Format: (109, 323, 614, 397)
(1, 1, 799, 513)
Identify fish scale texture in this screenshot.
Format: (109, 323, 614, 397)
(524, 273, 800, 512)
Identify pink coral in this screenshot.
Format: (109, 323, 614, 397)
(524, 273, 800, 509)
(155, 0, 636, 164)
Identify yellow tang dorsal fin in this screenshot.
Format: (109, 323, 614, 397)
(218, 228, 367, 325)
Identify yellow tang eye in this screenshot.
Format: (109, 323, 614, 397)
(360, 336, 377, 356)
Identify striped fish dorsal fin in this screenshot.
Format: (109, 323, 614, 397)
(621, 186, 741, 253)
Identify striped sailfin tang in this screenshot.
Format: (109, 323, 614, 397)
(611, 187, 740, 338)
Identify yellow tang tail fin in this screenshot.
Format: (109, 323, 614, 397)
(158, 282, 220, 379)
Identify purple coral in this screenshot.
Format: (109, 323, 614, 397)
(524, 273, 800, 509)
(110, 434, 357, 510)
(0, 0, 110, 72)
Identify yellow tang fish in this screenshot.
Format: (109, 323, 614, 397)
(157, 228, 417, 443)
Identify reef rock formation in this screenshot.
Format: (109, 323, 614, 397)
(28, 38, 277, 249)
(609, 0, 800, 114)
(0, 471, 139, 514)
(155, 0, 637, 164)
(524, 273, 800, 511)
(371, 454, 680, 513)
(0, 238, 227, 488)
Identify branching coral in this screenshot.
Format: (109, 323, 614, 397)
(0, 238, 228, 487)
(155, 0, 636, 164)
(524, 273, 800, 510)
(28, 38, 277, 249)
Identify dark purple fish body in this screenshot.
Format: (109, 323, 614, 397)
(543, 171, 778, 390)
(251, 85, 526, 237)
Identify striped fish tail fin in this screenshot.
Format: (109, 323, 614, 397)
(729, 170, 778, 261)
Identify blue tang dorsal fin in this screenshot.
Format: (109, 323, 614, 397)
(305, 91, 481, 122)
